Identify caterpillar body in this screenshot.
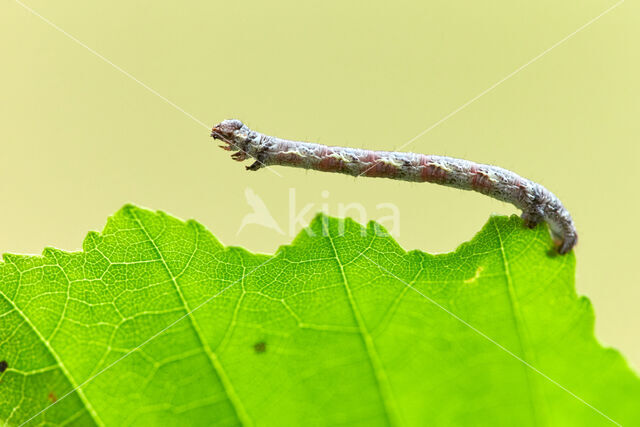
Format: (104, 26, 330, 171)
(212, 119, 577, 254)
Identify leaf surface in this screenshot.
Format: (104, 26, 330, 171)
(0, 205, 638, 426)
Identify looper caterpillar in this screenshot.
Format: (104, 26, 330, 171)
(212, 119, 577, 254)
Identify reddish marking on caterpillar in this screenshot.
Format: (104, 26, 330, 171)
(317, 147, 344, 172)
(470, 164, 492, 192)
(48, 392, 57, 403)
(516, 179, 530, 200)
(212, 119, 578, 254)
(419, 156, 446, 182)
(363, 151, 378, 163)
(363, 154, 398, 178)
(419, 156, 435, 181)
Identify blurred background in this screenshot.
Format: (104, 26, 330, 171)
(1, 1, 638, 368)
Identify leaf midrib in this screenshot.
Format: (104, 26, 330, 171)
(130, 210, 252, 426)
(492, 221, 544, 426)
(326, 230, 401, 426)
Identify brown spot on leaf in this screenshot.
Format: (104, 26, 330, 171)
(0, 360, 7, 373)
(48, 392, 57, 403)
(254, 341, 266, 354)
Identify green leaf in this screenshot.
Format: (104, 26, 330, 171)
(0, 205, 638, 426)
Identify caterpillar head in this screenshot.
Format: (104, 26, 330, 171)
(211, 119, 245, 149)
(211, 119, 253, 161)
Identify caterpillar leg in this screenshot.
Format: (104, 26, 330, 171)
(245, 152, 268, 171)
(546, 214, 578, 255)
(246, 160, 263, 171)
(556, 232, 578, 255)
(521, 209, 544, 229)
(231, 151, 249, 161)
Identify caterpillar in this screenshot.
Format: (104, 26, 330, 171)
(212, 119, 577, 254)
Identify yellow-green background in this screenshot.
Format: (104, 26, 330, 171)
(1, 0, 638, 370)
